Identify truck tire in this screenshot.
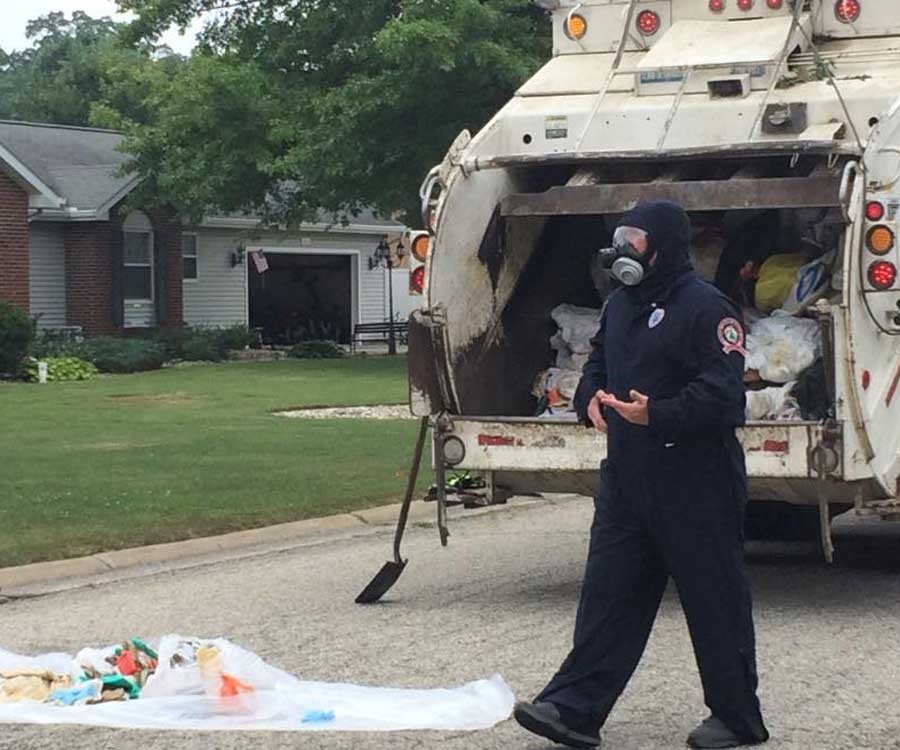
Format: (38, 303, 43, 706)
(743, 501, 821, 542)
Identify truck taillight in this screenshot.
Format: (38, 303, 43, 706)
(866, 201, 885, 221)
(709, 0, 725, 11)
(637, 11, 660, 35)
(564, 13, 587, 40)
(866, 226, 895, 255)
(766, 0, 783, 8)
(411, 234, 430, 263)
(737, 0, 753, 10)
(410, 266, 426, 294)
(408, 229, 429, 296)
(835, 0, 860, 22)
(868, 261, 897, 290)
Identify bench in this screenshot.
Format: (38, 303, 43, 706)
(352, 321, 409, 352)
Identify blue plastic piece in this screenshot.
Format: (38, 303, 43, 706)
(50, 682, 101, 706)
(301, 709, 335, 724)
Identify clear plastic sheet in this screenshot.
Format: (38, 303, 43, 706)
(0, 636, 514, 732)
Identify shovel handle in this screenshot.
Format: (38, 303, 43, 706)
(393, 417, 430, 564)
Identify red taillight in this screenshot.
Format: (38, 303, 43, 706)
(865, 201, 885, 221)
(410, 266, 425, 294)
(862, 369, 871, 390)
(709, 0, 725, 10)
(767, 0, 783, 7)
(636, 10, 660, 35)
(737, 0, 753, 10)
(868, 261, 897, 290)
(835, 0, 861, 22)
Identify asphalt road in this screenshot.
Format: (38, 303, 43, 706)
(1, 497, 899, 750)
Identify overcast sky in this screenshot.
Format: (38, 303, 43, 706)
(0, 0, 204, 54)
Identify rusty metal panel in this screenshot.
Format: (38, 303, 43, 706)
(408, 311, 445, 417)
(500, 176, 842, 217)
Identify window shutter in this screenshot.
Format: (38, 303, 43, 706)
(110, 228, 124, 327)
(155, 233, 168, 326)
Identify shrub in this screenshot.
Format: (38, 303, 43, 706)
(80, 337, 167, 374)
(0, 303, 34, 376)
(179, 328, 228, 362)
(288, 340, 346, 359)
(23, 356, 98, 382)
(219, 324, 260, 351)
(30, 328, 86, 359)
(150, 327, 188, 361)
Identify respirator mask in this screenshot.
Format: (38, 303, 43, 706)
(597, 226, 655, 287)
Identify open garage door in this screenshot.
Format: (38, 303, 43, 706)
(249, 252, 353, 345)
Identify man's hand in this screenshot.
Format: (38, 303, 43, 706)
(587, 389, 609, 433)
(601, 390, 650, 427)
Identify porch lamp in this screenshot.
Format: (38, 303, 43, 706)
(369, 235, 405, 355)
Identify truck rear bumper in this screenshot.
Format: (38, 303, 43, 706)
(437, 417, 882, 505)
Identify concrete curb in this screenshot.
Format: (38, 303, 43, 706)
(0, 496, 560, 598)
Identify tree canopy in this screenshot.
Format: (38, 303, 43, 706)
(2, 2, 552, 225)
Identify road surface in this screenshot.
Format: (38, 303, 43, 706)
(1, 497, 899, 749)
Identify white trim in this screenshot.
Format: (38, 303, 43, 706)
(245, 245, 363, 340)
(201, 215, 404, 235)
(182, 231, 200, 283)
(94, 175, 141, 220)
(0, 145, 65, 209)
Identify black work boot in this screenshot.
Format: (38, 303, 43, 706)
(514, 701, 601, 748)
(687, 715, 762, 749)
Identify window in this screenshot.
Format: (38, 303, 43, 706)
(183, 233, 198, 281)
(124, 231, 153, 300)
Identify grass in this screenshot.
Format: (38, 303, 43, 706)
(0, 357, 424, 568)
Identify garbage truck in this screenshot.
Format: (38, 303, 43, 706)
(357, 0, 900, 601)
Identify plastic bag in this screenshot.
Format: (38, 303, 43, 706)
(745, 314, 821, 384)
(550, 304, 600, 354)
(781, 251, 835, 313)
(754, 253, 808, 313)
(0, 637, 514, 732)
(746, 382, 801, 421)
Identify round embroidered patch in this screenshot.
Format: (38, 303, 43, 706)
(717, 317, 748, 355)
(648, 308, 666, 329)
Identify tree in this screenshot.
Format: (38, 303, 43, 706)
(114, 0, 552, 225)
(0, 11, 182, 128)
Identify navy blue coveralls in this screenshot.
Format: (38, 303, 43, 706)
(536, 202, 769, 743)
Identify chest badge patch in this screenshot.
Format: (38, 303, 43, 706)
(648, 308, 666, 329)
(718, 317, 749, 356)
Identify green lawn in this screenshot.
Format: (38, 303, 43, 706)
(0, 357, 422, 568)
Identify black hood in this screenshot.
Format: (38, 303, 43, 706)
(617, 200, 693, 303)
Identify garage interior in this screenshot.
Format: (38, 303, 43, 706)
(248, 253, 353, 345)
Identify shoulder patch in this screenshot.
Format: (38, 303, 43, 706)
(648, 308, 666, 329)
(717, 317, 748, 356)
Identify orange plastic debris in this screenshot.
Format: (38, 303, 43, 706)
(219, 674, 254, 698)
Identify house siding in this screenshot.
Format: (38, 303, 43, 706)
(0, 170, 30, 311)
(186, 228, 398, 328)
(28, 223, 66, 328)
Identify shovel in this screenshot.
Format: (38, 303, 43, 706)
(355, 416, 429, 604)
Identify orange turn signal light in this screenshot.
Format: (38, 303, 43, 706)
(866, 225, 895, 255)
(411, 234, 430, 262)
(565, 13, 587, 40)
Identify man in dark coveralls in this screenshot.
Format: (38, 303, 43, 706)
(514, 202, 769, 749)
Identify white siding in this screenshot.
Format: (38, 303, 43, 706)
(28, 223, 66, 328)
(182, 229, 248, 327)
(187, 227, 398, 328)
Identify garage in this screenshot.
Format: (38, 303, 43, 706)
(248, 250, 357, 345)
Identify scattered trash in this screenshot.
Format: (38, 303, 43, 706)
(0, 636, 514, 731)
(755, 253, 809, 313)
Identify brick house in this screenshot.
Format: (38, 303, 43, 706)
(0, 120, 408, 341)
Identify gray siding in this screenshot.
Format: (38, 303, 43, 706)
(28, 223, 66, 328)
(182, 229, 248, 327)
(187, 227, 402, 328)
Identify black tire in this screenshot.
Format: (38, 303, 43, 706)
(744, 500, 821, 542)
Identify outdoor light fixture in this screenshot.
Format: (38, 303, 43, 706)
(369, 236, 406, 355)
(231, 247, 246, 268)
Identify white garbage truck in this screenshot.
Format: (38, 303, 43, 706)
(358, 0, 900, 601)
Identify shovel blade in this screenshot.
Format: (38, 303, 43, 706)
(355, 560, 407, 604)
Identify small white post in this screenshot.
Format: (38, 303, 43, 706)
(38, 361, 49, 384)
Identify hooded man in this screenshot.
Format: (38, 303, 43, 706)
(514, 202, 769, 749)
